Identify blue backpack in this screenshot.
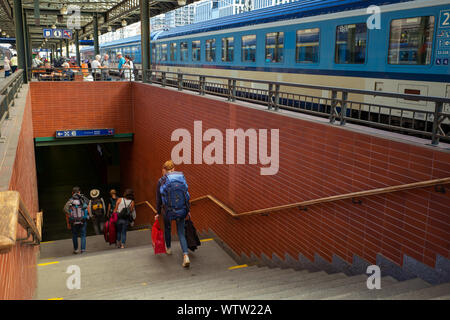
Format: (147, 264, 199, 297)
(160, 172, 190, 220)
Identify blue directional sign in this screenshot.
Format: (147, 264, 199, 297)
(43, 28, 73, 39)
(55, 129, 115, 138)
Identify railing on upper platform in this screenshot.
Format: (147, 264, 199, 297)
(28, 67, 450, 146)
(143, 69, 450, 146)
(0, 70, 24, 140)
(136, 177, 450, 221)
(0, 191, 42, 251)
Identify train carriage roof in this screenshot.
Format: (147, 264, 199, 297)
(156, 0, 415, 40)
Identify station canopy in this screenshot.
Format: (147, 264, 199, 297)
(0, 0, 200, 47)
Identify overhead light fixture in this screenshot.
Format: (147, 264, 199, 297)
(1, 31, 5, 36)
(60, 5, 68, 15)
(107, 26, 112, 32)
(178, 0, 186, 5)
(83, 36, 87, 40)
(0, 28, 2, 33)
(51, 24, 57, 29)
(121, 19, 127, 27)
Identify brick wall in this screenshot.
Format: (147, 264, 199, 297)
(124, 83, 450, 270)
(29, 82, 133, 138)
(0, 89, 39, 299)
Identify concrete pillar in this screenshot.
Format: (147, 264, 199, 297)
(13, 0, 28, 82)
(140, 0, 150, 82)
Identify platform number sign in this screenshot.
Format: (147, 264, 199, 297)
(439, 10, 450, 28)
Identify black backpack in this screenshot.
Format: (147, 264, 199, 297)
(118, 198, 133, 221)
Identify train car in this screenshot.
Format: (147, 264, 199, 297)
(80, 46, 95, 62)
(147, 0, 450, 123)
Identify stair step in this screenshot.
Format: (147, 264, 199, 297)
(68, 266, 275, 300)
(216, 271, 336, 300)
(388, 282, 450, 300)
(323, 276, 399, 300)
(104, 268, 301, 300)
(330, 278, 431, 300)
(248, 272, 348, 300)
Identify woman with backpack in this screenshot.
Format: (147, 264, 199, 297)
(114, 188, 136, 249)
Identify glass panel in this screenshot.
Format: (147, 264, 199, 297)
(242, 35, 257, 62)
(265, 32, 284, 62)
(222, 37, 234, 62)
(161, 43, 168, 61)
(170, 43, 177, 61)
(180, 42, 188, 61)
(388, 16, 435, 65)
(192, 40, 201, 61)
(296, 28, 320, 63)
(335, 23, 367, 64)
(206, 39, 216, 62)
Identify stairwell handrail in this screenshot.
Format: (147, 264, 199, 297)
(0, 191, 42, 251)
(135, 177, 450, 219)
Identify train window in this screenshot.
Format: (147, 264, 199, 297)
(170, 43, 177, 61)
(265, 32, 284, 63)
(192, 40, 201, 61)
(156, 44, 161, 61)
(296, 28, 320, 63)
(161, 44, 168, 61)
(335, 23, 367, 64)
(206, 39, 216, 62)
(242, 35, 257, 62)
(222, 37, 234, 62)
(180, 42, 188, 61)
(151, 44, 156, 62)
(388, 16, 435, 65)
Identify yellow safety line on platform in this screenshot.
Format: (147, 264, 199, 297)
(48, 297, 64, 300)
(228, 264, 248, 270)
(38, 261, 60, 267)
(40, 241, 55, 244)
(200, 238, 214, 242)
(138, 228, 150, 231)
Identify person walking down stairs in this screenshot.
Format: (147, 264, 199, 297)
(114, 189, 136, 249)
(156, 160, 191, 268)
(63, 187, 89, 254)
(88, 189, 107, 235)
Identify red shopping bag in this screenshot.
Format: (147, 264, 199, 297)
(151, 217, 166, 254)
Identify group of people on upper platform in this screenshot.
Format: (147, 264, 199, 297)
(64, 160, 192, 268)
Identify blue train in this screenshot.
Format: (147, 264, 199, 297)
(81, 0, 450, 118)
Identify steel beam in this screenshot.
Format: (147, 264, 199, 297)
(75, 30, 80, 67)
(93, 13, 99, 55)
(140, 0, 150, 83)
(13, 0, 28, 83)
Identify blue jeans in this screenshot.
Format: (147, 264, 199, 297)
(71, 222, 87, 252)
(116, 219, 129, 244)
(164, 215, 188, 255)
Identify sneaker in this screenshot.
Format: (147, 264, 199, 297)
(166, 247, 172, 255)
(73, 250, 79, 254)
(182, 254, 190, 268)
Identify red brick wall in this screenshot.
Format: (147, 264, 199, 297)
(0, 89, 39, 300)
(124, 83, 450, 269)
(29, 82, 133, 138)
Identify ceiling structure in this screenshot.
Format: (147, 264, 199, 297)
(0, 0, 200, 47)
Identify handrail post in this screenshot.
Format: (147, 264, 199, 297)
(329, 90, 338, 124)
(340, 91, 348, 126)
(431, 101, 443, 146)
(268, 83, 273, 110)
(162, 72, 166, 87)
(232, 79, 236, 102)
(178, 73, 183, 91)
(274, 84, 280, 111)
(199, 75, 205, 95)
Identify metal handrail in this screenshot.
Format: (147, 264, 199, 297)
(144, 69, 450, 146)
(0, 70, 24, 140)
(0, 191, 42, 251)
(135, 177, 450, 219)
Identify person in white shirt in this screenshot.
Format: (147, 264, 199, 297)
(3, 57, 11, 77)
(122, 55, 135, 81)
(91, 55, 102, 81)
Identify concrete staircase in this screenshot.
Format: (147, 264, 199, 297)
(34, 230, 450, 300)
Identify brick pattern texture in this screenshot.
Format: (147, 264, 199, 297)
(29, 82, 133, 138)
(0, 89, 39, 299)
(123, 83, 450, 269)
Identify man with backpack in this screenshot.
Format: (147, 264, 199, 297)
(88, 189, 107, 235)
(156, 160, 191, 268)
(63, 186, 89, 254)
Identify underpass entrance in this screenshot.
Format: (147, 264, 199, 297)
(35, 142, 125, 241)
